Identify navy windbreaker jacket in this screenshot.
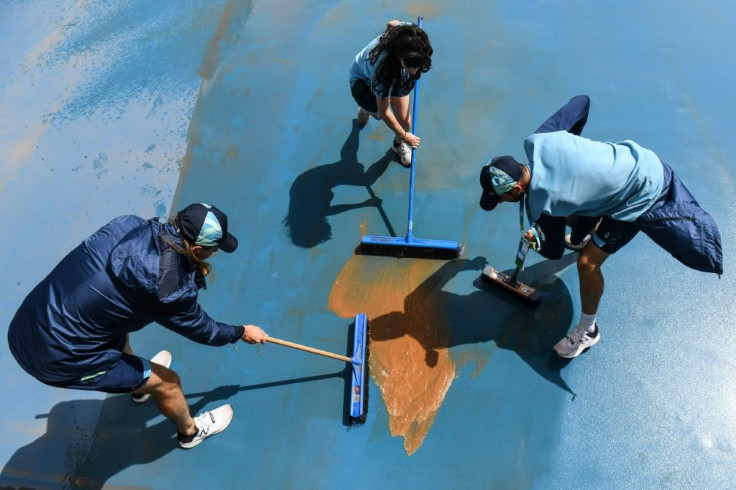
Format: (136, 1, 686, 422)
(8, 215, 244, 384)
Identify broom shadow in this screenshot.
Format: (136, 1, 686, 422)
(186, 317, 362, 427)
(283, 119, 395, 248)
(185, 369, 357, 427)
(370, 254, 579, 396)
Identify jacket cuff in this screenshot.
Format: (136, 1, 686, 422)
(231, 325, 245, 343)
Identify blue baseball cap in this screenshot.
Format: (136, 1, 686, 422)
(177, 203, 238, 253)
(478, 156, 525, 211)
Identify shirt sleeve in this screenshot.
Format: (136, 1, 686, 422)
(152, 298, 244, 346)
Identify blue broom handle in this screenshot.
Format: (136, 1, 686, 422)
(405, 15, 422, 241)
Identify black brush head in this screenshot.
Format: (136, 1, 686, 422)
(481, 266, 541, 308)
(356, 243, 462, 260)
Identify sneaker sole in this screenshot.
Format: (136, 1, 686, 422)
(563, 243, 586, 251)
(564, 234, 590, 251)
(150, 350, 173, 368)
(554, 333, 601, 359)
(179, 405, 234, 449)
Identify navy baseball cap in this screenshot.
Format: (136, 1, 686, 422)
(177, 203, 238, 253)
(478, 156, 525, 211)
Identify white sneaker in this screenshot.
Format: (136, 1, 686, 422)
(132, 350, 172, 403)
(392, 140, 413, 167)
(564, 233, 591, 251)
(357, 107, 380, 125)
(357, 107, 371, 125)
(553, 324, 600, 358)
(178, 404, 234, 449)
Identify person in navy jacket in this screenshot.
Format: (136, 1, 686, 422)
(478, 96, 722, 359)
(8, 203, 268, 449)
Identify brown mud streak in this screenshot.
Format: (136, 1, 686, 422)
(328, 253, 456, 455)
(173, 1, 238, 211)
(199, 0, 236, 81)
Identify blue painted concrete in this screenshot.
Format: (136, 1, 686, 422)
(2, 0, 735, 488)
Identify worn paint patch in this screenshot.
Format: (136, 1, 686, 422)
(328, 250, 460, 455)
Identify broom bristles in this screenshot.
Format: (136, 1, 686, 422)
(357, 241, 462, 260)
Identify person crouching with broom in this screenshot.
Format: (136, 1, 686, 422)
(478, 95, 722, 359)
(349, 19, 433, 167)
(8, 203, 268, 449)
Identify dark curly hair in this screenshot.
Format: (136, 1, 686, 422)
(368, 23, 433, 95)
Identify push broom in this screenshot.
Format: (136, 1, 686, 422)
(267, 313, 370, 424)
(358, 16, 462, 260)
(482, 199, 540, 307)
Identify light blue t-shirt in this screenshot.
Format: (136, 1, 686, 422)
(524, 131, 664, 222)
(349, 36, 380, 87)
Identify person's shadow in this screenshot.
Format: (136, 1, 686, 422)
(370, 254, 580, 396)
(283, 119, 395, 248)
(0, 386, 244, 489)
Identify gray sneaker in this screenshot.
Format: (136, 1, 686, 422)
(131, 350, 172, 403)
(564, 233, 591, 251)
(178, 404, 234, 449)
(553, 324, 600, 358)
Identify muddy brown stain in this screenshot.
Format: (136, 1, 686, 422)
(328, 252, 459, 455)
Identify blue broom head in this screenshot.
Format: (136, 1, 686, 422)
(349, 313, 369, 422)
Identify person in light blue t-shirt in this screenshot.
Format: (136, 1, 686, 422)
(349, 20, 433, 167)
(478, 95, 722, 359)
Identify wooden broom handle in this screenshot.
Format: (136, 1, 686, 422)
(267, 337, 352, 363)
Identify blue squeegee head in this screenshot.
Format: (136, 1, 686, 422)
(349, 313, 369, 424)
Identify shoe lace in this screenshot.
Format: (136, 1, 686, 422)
(196, 411, 216, 437)
(566, 327, 586, 345)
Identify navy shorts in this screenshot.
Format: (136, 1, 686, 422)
(591, 216, 640, 254)
(589, 164, 676, 255)
(45, 353, 152, 394)
(350, 79, 409, 113)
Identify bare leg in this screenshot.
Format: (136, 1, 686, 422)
(389, 95, 411, 139)
(553, 242, 609, 357)
(132, 363, 196, 436)
(577, 241, 610, 315)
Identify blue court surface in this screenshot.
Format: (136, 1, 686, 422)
(2, 1, 735, 488)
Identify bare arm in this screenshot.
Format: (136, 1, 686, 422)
(376, 96, 420, 147)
